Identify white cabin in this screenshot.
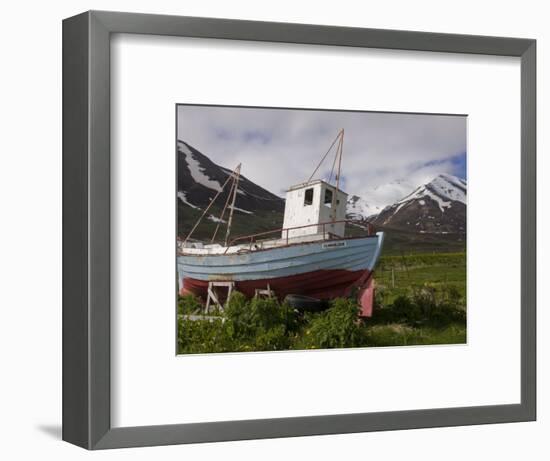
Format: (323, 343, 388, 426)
(282, 180, 348, 239)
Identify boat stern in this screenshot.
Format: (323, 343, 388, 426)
(358, 231, 384, 317)
(368, 231, 385, 271)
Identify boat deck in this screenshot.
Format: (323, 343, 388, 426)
(178, 219, 376, 256)
(178, 232, 329, 255)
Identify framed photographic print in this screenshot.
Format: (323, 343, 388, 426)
(63, 10, 536, 449)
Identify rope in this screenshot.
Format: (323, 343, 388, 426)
(211, 177, 236, 243)
(307, 131, 341, 183)
(183, 167, 238, 245)
(241, 190, 284, 201)
(224, 165, 241, 245)
(327, 138, 340, 184)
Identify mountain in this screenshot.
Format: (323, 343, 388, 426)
(346, 195, 375, 220)
(371, 173, 466, 235)
(177, 141, 466, 252)
(177, 140, 285, 240)
(178, 140, 284, 213)
(345, 179, 421, 220)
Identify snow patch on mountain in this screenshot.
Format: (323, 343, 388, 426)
(371, 173, 467, 235)
(430, 174, 466, 204)
(398, 188, 451, 213)
(346, 195, 377, 220)
(396, 173, 466, 213)
(220, 167, 247, 195)
(207, 215, 226, 223)
(177, 191, 201, 210)
(232, 206, 253, 215)
(179, 141, 223, 192)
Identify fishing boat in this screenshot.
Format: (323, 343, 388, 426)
(177, 129, 384, 316)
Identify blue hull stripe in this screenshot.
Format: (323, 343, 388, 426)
(179, 246, 372, 275)
(178, 233, 384, 282)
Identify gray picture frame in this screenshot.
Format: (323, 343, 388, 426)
(62, 10, 536, 450)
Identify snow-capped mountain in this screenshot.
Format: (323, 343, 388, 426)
(177, 140, 284, 214)
(371, 173, 466, 234)
(345, 179, 418, 220)
(397, 174, 466, 210)
(177, 140, 466, 244)
(346, 195, 375, 220)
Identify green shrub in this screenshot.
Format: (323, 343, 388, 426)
(301, 298, 364, 349)
(365, 323, 466, 347)
(177, 317, 232, 354)
(177, 294, 202, 315)
(369, 284, 465, 328)
(254, 324, 289, 351)
(411, 285, 466, 327)
(176, 286, 466, 354)
(222, 292, 301, 351)
(365, 324, 416, 346)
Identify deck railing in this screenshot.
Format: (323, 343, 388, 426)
(224, 219, 374, 254)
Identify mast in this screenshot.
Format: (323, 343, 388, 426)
(307, 130, 341, 184)
(211, 175, 236, 243)
(304, 128, 345, 224)
(224, 164, 241, 246)
(335, 129, 344, 195)
(182, 164, 240, 245)
(331, 129, 344, 222)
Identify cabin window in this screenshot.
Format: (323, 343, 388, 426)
(304, 188, 314, 205)
(324, 189, 333, 207)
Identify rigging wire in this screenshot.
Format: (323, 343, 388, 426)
(307, 131, 341, 183)
(211, 176, 237, 243)
(182, 165, 240, 245)
(327, 135, 340, 184)
(224, 165, 241, 246)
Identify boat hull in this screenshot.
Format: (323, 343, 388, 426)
(181, 267, 370, 301)
(178, 232, 384, 303)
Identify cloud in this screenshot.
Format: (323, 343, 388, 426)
(177, 105, 466, 209)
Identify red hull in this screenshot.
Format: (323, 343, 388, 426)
(181, 268, 371, 302)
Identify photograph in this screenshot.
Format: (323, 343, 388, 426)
(176, 105, 467, 354)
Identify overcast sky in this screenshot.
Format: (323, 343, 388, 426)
(177, 105, 466, 211)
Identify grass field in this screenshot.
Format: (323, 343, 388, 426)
(177, 251, 467, 354)
(376, 252, 466, 301)
(376, 226, 467, 255)
(364, 251, 467, 346)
